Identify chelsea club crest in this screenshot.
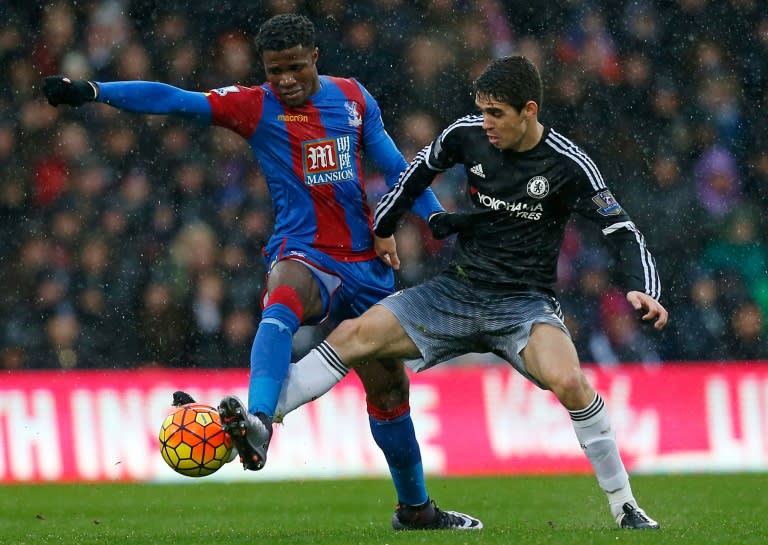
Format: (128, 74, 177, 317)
(526, 176, 549, 198)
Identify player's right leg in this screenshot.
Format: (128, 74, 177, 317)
(274, 304, 420, 417)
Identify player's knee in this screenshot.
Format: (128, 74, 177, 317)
(328, 317, 360, 347)
(549, 368, 592, 408)
(365, 386, 409, 413)
(356, 359, 409, 411)
(366, 372, 410, 418)
(328, 316, 381, 360)
(372, 369, 409, 406)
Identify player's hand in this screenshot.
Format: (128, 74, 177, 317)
(428, 212, 476, 239)
(374, 235, 400, 270)
(42, 76, 98, 107)
(626, 291, 668, 330)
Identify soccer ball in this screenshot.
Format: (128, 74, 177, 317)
(159, 403, 233, 477)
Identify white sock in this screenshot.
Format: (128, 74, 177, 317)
(273, 341, 349, 421)
(570, 393, 634, 518)
(606, 486, 636, 519)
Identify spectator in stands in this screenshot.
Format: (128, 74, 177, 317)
(187, 270, 228, 367)
(589, 289, 661, 365)
(700, 206, 768, 320)
(621, 152, 709, 313)
(219, 307, 256, 368)
(136, 281, 190, 366)
(0, 1, 766, 367)
(726, 300, 768, 360)
(670, 273, 728, 361)
(694, 145, 743, 222)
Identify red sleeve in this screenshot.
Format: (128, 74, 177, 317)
(205, 85, 265, 138)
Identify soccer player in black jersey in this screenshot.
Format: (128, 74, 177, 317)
(273, 56, 667, 529)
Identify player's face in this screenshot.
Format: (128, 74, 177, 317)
(475, 95, 538, 152)
(262, 45, 320, 108)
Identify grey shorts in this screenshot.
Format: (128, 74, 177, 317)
(376, 274, 569, 389)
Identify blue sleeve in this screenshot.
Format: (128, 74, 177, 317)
(95, 81, 212, 123)
(358, 84, 444, 222)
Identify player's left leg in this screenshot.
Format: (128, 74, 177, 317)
(272, 305, 426, 503)
(248, 259, 322, 416)
(522, 323, 659, 530)
(221, 258, 325, 470)
(356, 359, 482, 530)
(355, 359, 428, 506)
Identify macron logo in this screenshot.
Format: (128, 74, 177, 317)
(470, 163, 485, 178)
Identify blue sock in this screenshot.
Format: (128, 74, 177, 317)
(247, 303, 300, 417)
(369, 412, 428, 506)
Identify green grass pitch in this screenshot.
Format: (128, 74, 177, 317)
(1, 474, 766, 545)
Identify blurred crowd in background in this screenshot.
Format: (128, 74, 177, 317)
(1, 0, 767, 371)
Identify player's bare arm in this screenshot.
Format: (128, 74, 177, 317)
(374, 235, 400, 270)
(626, 290, 668, 330)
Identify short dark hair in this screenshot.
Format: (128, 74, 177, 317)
(473, 56, 543, 112)
(255, 14, 315, 55)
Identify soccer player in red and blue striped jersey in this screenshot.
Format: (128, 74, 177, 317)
(43, 13, 480, 530)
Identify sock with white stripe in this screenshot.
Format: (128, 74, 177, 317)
(570, 393, 635, 518)
(247, 303, 300, 417)
(273, 341, 349, 419)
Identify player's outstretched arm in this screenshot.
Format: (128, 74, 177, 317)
(626, 290, 668, 330)
(42, 75, 212, 121)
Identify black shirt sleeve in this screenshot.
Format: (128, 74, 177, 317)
(373, 125, 463, 237)
(572, 185, 662, 299)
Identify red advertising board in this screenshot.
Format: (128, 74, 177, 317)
(1, 363, 766, 483)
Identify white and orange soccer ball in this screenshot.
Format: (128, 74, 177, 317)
(159, 403, 233, 477)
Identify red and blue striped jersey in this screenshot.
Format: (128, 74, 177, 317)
(207, 75, 429, 261)
(95, 76, 443, 261)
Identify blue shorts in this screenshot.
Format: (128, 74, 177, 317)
(377, 274, 569, 389)
(263, 239, 394, 326)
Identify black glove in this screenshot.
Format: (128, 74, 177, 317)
(428, 212, 477, 239)
(172, 391, 196, 407)
(42, 76, 97, 107)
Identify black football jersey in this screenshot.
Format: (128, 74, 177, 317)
(374, 115, 661, 297)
